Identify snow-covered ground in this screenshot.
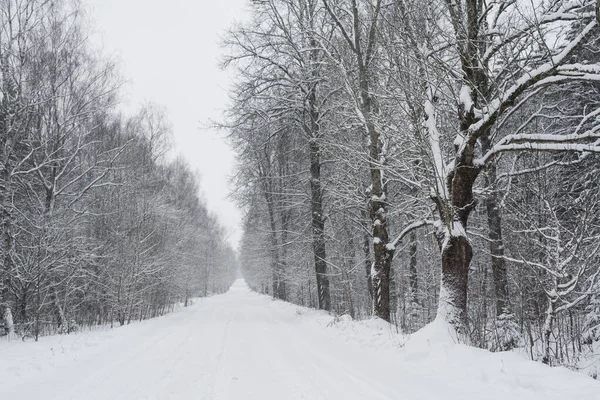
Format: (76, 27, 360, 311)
(1, 279, 599, 399)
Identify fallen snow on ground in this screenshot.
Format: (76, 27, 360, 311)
(1, 279, 599, 399)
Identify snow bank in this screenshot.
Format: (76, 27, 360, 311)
(267, 294, 599, 399)
(279, 301, 600, 398)
(403, 317, 460, 352)
(314, 314, 600, 399)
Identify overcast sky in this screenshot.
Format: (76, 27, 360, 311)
(86, 0, 250, 249)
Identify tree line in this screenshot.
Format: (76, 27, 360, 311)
(225, 0, 600, 368)
(0, 0, 236, 341)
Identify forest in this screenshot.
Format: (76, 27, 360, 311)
(0, 0, 237, 341)
(225, 0, 600, 369)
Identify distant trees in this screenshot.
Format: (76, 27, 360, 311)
(225, 0, 600, 370)
(1, 0, 235, 340)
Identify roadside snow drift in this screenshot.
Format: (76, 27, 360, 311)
(1, 279, 599, 399)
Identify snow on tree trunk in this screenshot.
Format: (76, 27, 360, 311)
(370, 186, 393, 321)
(438, 233, 472, 334)
(542, 297, 556, 365)
(4, 305, 15, 339)
(433, 139, 479, 335)
(426, 80, 479, 335)
(366, 102, 393, 321)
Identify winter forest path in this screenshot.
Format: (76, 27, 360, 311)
(2, 279, 600, 399)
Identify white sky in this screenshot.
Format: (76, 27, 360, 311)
(85, 0, 250, 249)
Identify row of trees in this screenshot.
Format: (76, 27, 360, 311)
(1, 0, 236, 340)
(225, 0, 600, 368)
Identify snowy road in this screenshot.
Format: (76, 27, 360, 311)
(2, 279, 599, 399)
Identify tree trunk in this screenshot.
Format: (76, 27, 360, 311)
(434, 148, 479, 333)
(363, 209, 373, 300)
(486, 184, 510, 316)
(275, 136, 291, 302)
(3, 305, 15, 338)
(279, 206, 290, 302)
(304, 31, 331, 311)
(369, 178, 392, 321)
(360, 71, 393, 322)
(431, 0, 487, 334)
(542, 298, 556, 365)
(0, 54, 17, 337)
(342, 231, 356, 317)
(480, 139, 511, 318)
(52, 287, 66, 331)
(264, 180, 283, 300)
(309, 139, 330, 310)
(20, 287, 27, 322)
(438, 235, 472, 331)
(408, 231, 418, 303)
(0, 161, 15, 337)
(406, 230, 419, 330)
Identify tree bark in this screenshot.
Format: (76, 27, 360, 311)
(542, 298, 556, 365)
(438, 235, 472, 329)
(408, 231, 418, 303)
(434, 145, 479, 333)
(405, 230, 419, 329)
(306, 42, 331, 310)
(0, 175, 14, 336)
(484, 167, 510, 316)
(309, 138, 330, 310)
(362, 209, 373, 300)
(264, 177, 284, 300)
(279, 204, 290, 302)
(369, 161, 392, 321)
(0, 61, 16, 337)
